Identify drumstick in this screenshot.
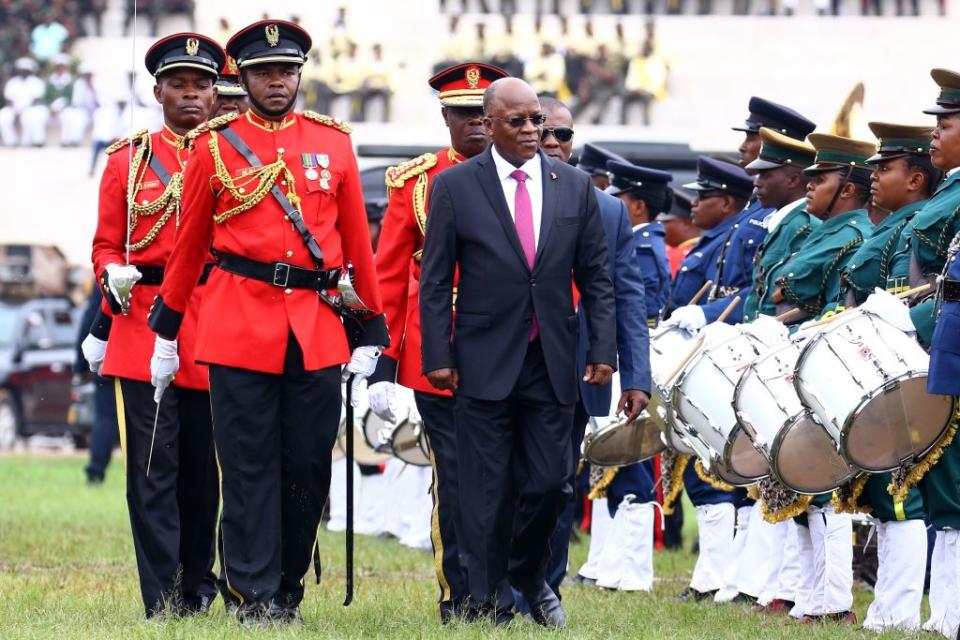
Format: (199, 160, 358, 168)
(801, 283, 933, 330)
(689, 280, 713, 305)
(663, 296, 741, 382)
(776, 308, 803, 323)
(716, 296, 742, 323)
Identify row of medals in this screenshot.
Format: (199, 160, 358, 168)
(304, 154, 332, 190)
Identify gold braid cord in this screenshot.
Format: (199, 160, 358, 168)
(411, 172, 430, 262)
(125, 131, 183, 252)
(588, 466, 619, 500)
(303, 110, 353, 134)
(661, 450, 689, 515)
(888, 407, 960, 501)
(832, 473, 871, 515)
(757, 476, 812, 524)
(209, 130, 300, 224)
(694, 459, 734, 491)
(746, 484, 760, 500)
(384, 152, 437, 190)
(182, 111, 240, 151)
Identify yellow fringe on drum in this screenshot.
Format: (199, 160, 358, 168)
(588, 467, 619, 500)
(760, 494, 812, 524)
(832, 474, 871, 515)
(887, 408, 960, 502)
(662, 454, 690, 515)
(694, 459, 734, 492)
(746, 484, 760, 501)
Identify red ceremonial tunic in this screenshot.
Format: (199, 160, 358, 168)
(153, 110, 384, 374)
(91, 127, 210, 390)
(374, 147, 464, 395)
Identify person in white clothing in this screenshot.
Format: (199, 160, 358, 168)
(0, 58, 49, 146)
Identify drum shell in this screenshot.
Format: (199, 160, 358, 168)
(390, 418, 431, 467)
(584, 412, 666, 467)
(769, 411, 856, 495)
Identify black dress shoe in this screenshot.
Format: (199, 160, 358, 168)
(568, 573, 597, 586)
(675, 587, 715, 602)
(729, 592, 757, 605)
(521, 583, 566, 629)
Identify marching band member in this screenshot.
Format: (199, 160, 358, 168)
(87, 32, 224, 618)
(212, 55, 249, 117)
(367, 61, 508, 622)
(664, 158, 755, 602)
(772, 134, 877, 624)
(825, 122, 939, 633)
(147, 20, 387, 624)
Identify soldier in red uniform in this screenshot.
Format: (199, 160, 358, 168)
(84, 33, 224, 618)
(366, 62, 508, 623)
(212, 55, 249, 117)
(147, 20, 387, 624)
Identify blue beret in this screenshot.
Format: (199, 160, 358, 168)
(732, 96, 816, 141)
(682, 156, 755, 200)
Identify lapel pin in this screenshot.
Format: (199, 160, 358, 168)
(550, 172, 558, 180)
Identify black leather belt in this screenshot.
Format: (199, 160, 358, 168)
(943, 278, 960, 302)
(134, 263, 214, 286)
(215, 252, 341, 291)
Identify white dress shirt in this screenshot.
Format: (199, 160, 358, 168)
(490, 144, 544, 249)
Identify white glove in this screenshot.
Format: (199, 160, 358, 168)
(104, 263, 142, 308)
(368, 381, 398, 423)
(860, 287, 915, 333)
(666, 305, 707, 333)
(150, 336, 179, 403)
(342, 345, 383, 406)
(81, 334, 107, 375)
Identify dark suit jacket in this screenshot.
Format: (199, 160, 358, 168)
(419, 147, 617, 404)
(577, 188, 651, 416)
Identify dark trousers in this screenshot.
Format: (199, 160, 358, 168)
(455, 339, 574, 618)
(415, 391, 468, 619)
(208, 336, 341, 612)
(115, 378, 218, 617)
(85, 374, 118, 481)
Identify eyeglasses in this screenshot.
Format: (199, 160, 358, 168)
(540, 126, 574, 143)
(490, 114, 547, 128)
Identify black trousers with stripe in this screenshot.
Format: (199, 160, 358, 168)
(115, 378, 218, 617)
(208, 336, 341, 612)
(414, 391, 468, 618)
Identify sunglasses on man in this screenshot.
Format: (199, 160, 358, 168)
(490, 114, 547, 128)
(540, 126, 574, 143)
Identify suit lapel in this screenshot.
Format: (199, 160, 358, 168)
(476, 148, 530, 272)
(535, 151, 558, 268)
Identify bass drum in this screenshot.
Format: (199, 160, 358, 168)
(337, 410, 393, 465)
(390, 415, 432, 467)
(794, 309, 955, 472)
(582, 370, 666, 466)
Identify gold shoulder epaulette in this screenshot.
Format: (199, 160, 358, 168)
(303, 110, 352, 135)
(105, 129, 148, 155)
(183, 111, 240, 149)
(384, 152, 438, 189)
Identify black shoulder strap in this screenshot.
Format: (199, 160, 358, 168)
(148, 151, 172, 187)
(218, 126, 325, 269)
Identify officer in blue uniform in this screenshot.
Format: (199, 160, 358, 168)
(665, 156, 755, 322)
(577, 141, 625, 191)
(686, 98, 817, 327)
(605, 159, 673, 325)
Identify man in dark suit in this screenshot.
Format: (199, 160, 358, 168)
(534, 97, 651, 597)
(419, 77, 617, 628)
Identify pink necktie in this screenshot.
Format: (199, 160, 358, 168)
(511, 169, 538, 340)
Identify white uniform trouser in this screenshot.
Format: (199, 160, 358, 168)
(736, 504, 787, 601)
(0, 105, 48, 145)
(774, 519, 805, 604)
(327, 457, 358, 532)
(595, 496, 655, 591)
(788, 519, 816, 618)
(355, 467, 388, 536)
(578, 498, 612, 580)
(864, 519, 927, 632)
(923, 529, 960, 638)
(804, 505, 853, 616)
(715, 505, 752, 602)
(383, 458, 412, 539)
(59, 106, 90, 145)
(398, 465, 433, 550)
(690, 502, 735, 593)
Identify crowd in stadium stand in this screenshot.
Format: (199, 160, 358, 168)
(434, 14, 669, 125)
(438, 0, 943, 15)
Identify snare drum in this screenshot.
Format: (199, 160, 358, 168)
(672, 324, 780, 481)
(582, 370, 666, 466)
(390, 414, 432, 467)
(337, 412, 393, 465)
(648, 325, 703, 454)
(794, 309, 956, 472)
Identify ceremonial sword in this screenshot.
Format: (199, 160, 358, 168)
(344, 374, 355, 606)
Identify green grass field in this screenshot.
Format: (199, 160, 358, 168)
(0, 455, 921, 639)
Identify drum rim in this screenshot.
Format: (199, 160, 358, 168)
(337, 419, 393, 464)
(839, 371, 956, 472)
(390, 418, 432, 467)
(768, 411, 856, 495)
(583, 415, 666, 466)
(722, 424, 769, 482)
(712, 455, 756, 487)
(361, 408, 392, 452)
